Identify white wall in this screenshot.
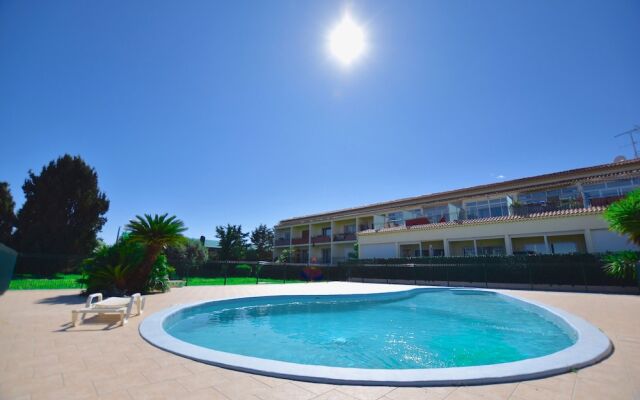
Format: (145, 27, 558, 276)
(360, 243, 396, 259)
(357, 214, 636, 256)
(591, 229, 639, 253)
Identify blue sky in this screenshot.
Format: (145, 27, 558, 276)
(1, 0, 639, 243)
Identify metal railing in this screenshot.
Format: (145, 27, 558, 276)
(333, 233, 357, 242)
(311, 235, 331, 244)
(166, 255, 638, 292)
(510, 200, 584, 216)
(291, 237, 309, 245)
(587, 195, 624, 207)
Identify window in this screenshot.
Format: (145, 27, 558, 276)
(522, 243, 547, 254)
(321, 248, 331, 264)
(583, 178, 640, 203)
(424, 205, 449, 222)
(344, 224, 356, 234)
(518, 187, 579, 204)
(386, 212, 403, 226)
(322, 227, 332, 237)
(405, 209, 423, 219)
(551, 242, 577, 254)
(464, 198, 508, 219)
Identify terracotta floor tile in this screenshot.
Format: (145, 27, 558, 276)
(175, 370, 233, 391)
(1, 284, 638, 400)
(334, 386, 395, 400)
(509, 383, 571, 400)
(126, 379, 190, 400)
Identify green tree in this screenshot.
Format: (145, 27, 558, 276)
(604, 189, 640, 245)
(216, 224, 248, 260)
(250, 224, 274, 261)
(81, 236, 174, 295)
(165, 238, 208, 278)
(0, 182, 16, 245)
(603, 189, 640, 282)
(276, 248, 292, 263)
(126, 214, 186, 292)
(13, 155, 109, 255)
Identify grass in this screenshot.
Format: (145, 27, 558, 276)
(185, 277, 303, 286)
(9, 274, 84, 290)
(9, 274, 303, 290)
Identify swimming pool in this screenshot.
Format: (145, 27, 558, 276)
(140, 287, 611, 385)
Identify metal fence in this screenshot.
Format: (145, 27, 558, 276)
(169, 254, 637, 291)
(171, 261, 348, 285)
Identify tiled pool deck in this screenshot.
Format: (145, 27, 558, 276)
(1, 282, 638, 400)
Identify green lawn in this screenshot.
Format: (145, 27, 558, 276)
(8, 274, 302, 290)
(185, 277, 302, 286)
(9, 274, 84, 290)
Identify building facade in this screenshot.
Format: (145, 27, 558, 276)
(273, 160, 640, 264)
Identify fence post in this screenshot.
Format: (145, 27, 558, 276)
(255, 263, 260, 285)
(580, 260, 588, 292)
(446, 265, 450, 287)
(484, 263, 488, 288)
(223, 264, 227, 286)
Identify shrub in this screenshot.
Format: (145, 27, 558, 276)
(146, 254, 174, 293)
(603, 251, 638, 280)
(232, 263, 253, 277)
(81, 236, 174, 295)
(165, 238, 208, 278)
(604, 189, 640, 246)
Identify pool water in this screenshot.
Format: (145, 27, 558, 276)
(164, 289, 577, 369)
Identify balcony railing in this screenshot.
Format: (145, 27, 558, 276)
(510, 199, 584, 216)
(291, 237, 309, 245)
(275, 238, 290, 246)
(311, 235, 331, 244)
(405, 217, 429, 227)
(358, 224, 374, 231)
(333, 232, 357, 242)
(588, 195, 624, 207)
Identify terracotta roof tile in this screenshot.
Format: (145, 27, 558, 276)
(357, 206, 606, 235)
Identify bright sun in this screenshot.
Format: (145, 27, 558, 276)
(328, 11, 367, 67)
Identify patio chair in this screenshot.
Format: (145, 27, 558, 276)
(71, 293, 145, 327)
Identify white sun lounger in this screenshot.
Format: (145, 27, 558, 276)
(71, 293, 145, 327)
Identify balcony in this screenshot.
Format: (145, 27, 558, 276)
(358, 223, 374, 231)
(333, 232, 357, 242)
(510, 199, 584, 216)
(292, 236, 309, 245)
(405, 217, 430, 227)
(311, 235, 331, 244)
(275, 238, 290, 246)
(588, 195, 624, 207)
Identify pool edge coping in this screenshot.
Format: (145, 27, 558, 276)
(138, 286, 613, 386)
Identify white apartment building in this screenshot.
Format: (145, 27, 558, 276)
(273, 160, 640, 264)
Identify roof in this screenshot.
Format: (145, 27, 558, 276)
(276, 159, 640, 227)
(358, 206, 607, 236)
(204, 239, 220, 248)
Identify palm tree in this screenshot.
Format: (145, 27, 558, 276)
(604, 189, 640, 245)
(603, 189, 640, 284)
(126, 214, 186, 292)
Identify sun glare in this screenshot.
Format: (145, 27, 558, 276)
(328, 11, 367, 67)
